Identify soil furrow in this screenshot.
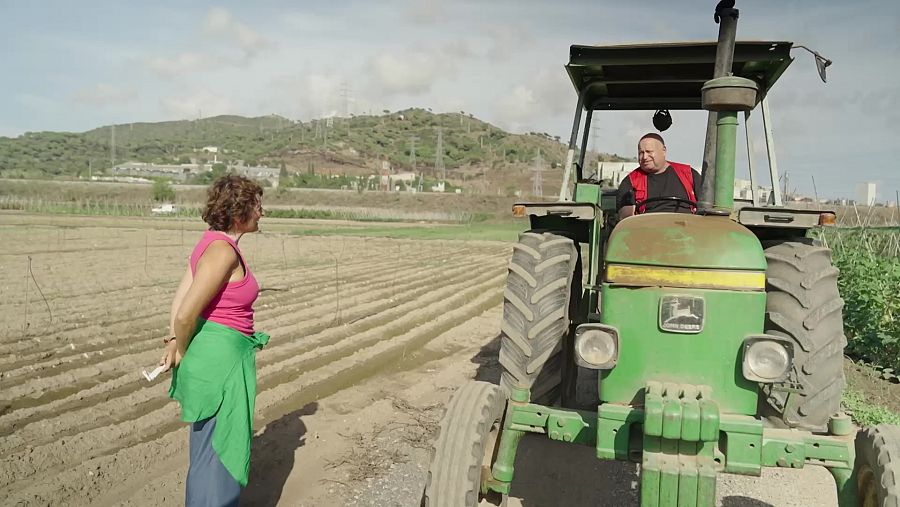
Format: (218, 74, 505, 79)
(0, 268, 504, 455)
(0, 242, 498, 348)
(0, 248, 499, 376)
(0, 255, 504, 402)
(0, 279, 503, 496)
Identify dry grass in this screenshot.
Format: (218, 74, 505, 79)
(324, 395, 442, 482)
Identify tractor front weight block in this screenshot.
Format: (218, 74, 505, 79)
(640, 382, 722, 505)
(485, 384, 859, 506)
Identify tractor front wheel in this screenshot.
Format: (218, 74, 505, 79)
(499, 231, 580, 405)
(761, 239, 846, 431)
(855, 424, 900, 506)
(423, 381, 507, 507)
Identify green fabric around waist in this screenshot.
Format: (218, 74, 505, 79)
(169, 318, 269, 486)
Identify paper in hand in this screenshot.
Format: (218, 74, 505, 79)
(142, 365, 167, 382)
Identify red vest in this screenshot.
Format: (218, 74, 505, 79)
(628, 161, 696, 214)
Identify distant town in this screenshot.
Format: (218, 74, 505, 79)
(98, 143, 891, 206)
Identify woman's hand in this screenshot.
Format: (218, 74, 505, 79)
(159, 340, 178, 372)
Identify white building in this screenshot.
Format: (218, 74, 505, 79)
(597, 161, 633, 186)
(380, 171, 417, 191)
(233, 165, 280, 188)
(111, 162, 200, 181)
(857, 182, 877, 206)
(734, 179, 752, 200)
(733, 179, 774, 204)
(111, 161, 279, 187)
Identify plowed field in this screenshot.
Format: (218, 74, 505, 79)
(0, 214, 509, 505)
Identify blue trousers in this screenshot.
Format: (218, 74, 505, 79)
(186, 416, 241, 507)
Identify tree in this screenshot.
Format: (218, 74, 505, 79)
(152, 179, 175, 202)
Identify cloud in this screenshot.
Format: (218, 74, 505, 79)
(405, 0, 445, 23)
(368, 51, 449, 96)
(261, 72, 345, 119)
(494, 68, 571, 131)
(203, 7, 270, 59)
(442, 40, 474, 60)
(71, 84, 138, 107)
(486, 24, 535, 59)
(160, 89, 236, 119)
(496, 85, 537, 124)
(141, 8, 270, 78)
(144, 52, 207, 77)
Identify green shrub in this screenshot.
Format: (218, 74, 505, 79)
(842, 388, 900, 426)
(151, 179, 175, 202)
(820, 229, 900, 371)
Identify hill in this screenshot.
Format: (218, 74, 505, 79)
(0, 109, 632, 195)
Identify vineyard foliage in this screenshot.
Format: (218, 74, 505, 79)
(818, 227, 900, 372)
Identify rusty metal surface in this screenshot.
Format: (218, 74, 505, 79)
(604, 214, 766, 270)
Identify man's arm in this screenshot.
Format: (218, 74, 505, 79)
(617, 178, 635, 219)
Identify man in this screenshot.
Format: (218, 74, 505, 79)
(616, 133, 701, 219)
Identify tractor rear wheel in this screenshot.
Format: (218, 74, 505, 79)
(498, 231, 580, 405)
(423, 381, 507, 507)
(760, 239, 846, 431)
(855, 424, 900, 506)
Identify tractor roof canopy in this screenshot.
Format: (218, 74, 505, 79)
(567, 41, 793, 111)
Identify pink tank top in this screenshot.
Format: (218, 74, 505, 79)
(189, 230, 259, 335)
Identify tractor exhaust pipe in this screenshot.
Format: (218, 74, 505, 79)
(698, 1, 740, 212)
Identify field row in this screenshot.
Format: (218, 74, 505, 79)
(0, 217, 511, 505)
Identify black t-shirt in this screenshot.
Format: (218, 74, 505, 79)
(616, 166, 702, 214)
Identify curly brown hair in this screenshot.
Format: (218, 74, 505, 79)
(202, 175, 263, 231)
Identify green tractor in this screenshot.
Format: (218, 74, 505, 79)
(424, 3, 899, 506)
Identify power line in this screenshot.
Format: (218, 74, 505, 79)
(110, 124, 116, 169)
(434, 128, 445, 182)
(409, 136, 419, 173)
(339, 80, 351, 118)
(532, 149, 544, 198)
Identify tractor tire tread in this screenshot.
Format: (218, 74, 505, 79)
(499, 231, 578, 404)
(424, 381, 505, 507)
(761, 240, 846, 432)
(856, 424, 900, 507)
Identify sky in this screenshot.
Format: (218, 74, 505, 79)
(2, 0, 899, 200)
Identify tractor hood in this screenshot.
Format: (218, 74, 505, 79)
(605, 214, 765, 271)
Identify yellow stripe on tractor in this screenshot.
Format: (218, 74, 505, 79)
(605, 264, 765, 291)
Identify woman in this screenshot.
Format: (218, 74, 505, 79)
(160, 174, 267, 506)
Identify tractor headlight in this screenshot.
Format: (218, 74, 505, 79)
(575, 325, 619, 370)
(742, 335, 794, 383)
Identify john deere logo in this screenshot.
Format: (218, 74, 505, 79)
(659, 295, 705, 333)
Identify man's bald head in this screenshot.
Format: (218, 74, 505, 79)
(638, 133, 668, 173)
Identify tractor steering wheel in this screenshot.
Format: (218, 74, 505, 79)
(633, 196, 697, 213)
